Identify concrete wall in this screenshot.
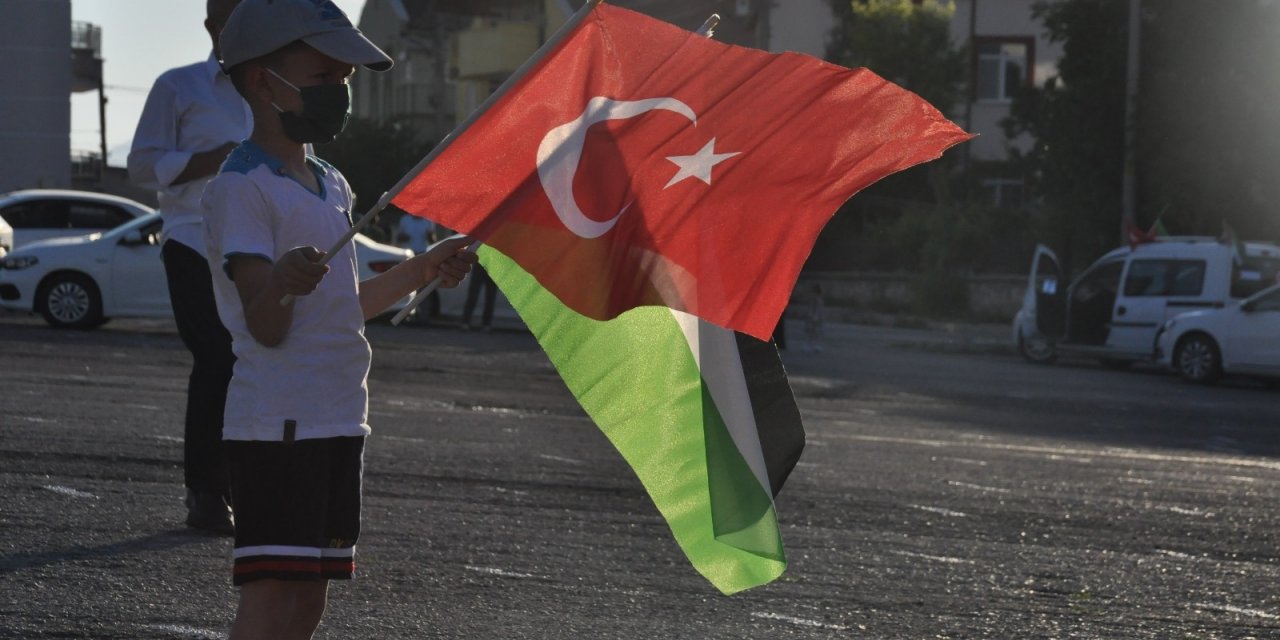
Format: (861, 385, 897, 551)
(0, 0, 72, 192)
(800, 272, 1026, 322)
(768, 0, 834, 57)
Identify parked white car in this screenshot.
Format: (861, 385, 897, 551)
(0, 189, 154, 248)
(0, 215, 12, 258)
(1154, 283, 1280, 383)
(0, 212, 413, 328)
(1013, 238, 1280, 367)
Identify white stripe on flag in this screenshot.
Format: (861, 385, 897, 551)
(672, 309, 773, 501)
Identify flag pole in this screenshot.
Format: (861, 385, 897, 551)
(282, 0, 607, 306)
(696, 13, 720, 38)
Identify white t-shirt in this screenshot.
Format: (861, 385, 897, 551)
(128, 53, 252, 253)
(202, 141, 372, 442)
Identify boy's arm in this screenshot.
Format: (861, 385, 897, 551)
(229, 247, 330, 347)
(359, 236, 476, 320)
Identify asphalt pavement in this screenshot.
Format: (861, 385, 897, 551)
(1, 310, 1278, 639)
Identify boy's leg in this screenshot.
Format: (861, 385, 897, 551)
(229, 580, 328, 640)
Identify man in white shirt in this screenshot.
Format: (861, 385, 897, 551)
(127, 0, 249, 534)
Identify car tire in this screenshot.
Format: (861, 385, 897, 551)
(1175, 333, 1222, 384)
(37, 273, 105, 329)
(1019, 332, 1058, 364)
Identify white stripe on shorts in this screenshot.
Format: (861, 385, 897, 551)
(233, 545, 321, 559)
(233, 544, 356, 559)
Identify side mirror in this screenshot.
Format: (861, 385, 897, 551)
(1240, 300, 1257, 313)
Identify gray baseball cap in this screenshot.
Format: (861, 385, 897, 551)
(219, 0, 393, 71)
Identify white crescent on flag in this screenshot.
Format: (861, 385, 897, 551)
(535, 96, 697, 239)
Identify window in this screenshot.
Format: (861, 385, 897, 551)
(1123, 260, 1206, 297)
(68, 202, 133, 230)
(980, 178, 1025, 209)
(1232, 256, 1280, 298)
(1073, 260, 1124, 304)
(0, 200, 70, 229)
(975, 39, 1031, 102)
(1251, 288, 1280, 312)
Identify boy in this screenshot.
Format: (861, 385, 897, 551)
(204, 1, 475, 637)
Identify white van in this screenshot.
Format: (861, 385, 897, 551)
(1012, 237, 1280, 366)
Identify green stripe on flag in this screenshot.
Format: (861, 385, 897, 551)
(481, 246, 786, 594)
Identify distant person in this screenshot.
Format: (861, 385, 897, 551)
(127, 0, 248, 535)
(461, 265, 498, 332)
(803, 282, 826, 353)
(203, 0, 474, 635)
(396, 212, 439, 319)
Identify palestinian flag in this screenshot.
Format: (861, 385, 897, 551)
(482, 246, 805, 594)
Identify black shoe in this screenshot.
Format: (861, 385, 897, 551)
(185, 489, 234, 535)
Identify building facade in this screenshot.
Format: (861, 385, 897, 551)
(0, 0, 73, 192)
(953, 0, 1064, 208)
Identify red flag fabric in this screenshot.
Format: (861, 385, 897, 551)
(1125, 221, 1157, 248)
(392, 3, 970, 340)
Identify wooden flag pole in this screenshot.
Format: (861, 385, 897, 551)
(280, 0, 606, 307)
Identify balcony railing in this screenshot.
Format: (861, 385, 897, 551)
(71, 21, 101, 55)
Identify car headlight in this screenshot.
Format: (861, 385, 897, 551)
(1, 255, 37, 270)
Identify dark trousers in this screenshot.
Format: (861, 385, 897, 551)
(462, 265, 497, 327)
(162, 240, 235, 497)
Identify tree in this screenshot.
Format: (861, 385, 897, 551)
(827, 0, 967, 115)
(1002, 0, 1129, 275)
(1138, 1, 1280, 243)
(313, 118, 434, 241)
(816, 1, 974, 273)
(826, 0, 966, 204)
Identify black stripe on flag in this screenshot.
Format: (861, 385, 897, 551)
(734, 332, 805, 497)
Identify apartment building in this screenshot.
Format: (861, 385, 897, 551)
(954, 0, 1063, 208)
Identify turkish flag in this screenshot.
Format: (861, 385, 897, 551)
(392, 3, 970, 340)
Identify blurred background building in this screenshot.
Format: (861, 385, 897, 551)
(1, 0, 73, 193)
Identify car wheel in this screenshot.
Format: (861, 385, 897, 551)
(37, 273, 105, 329)
(1175, 333, 1221, 384)
(1019, 332, 1058, 364)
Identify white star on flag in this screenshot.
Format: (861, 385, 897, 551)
(663, 138, 741, 189)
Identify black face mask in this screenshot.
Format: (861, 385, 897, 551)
(268, 68, 351, 144)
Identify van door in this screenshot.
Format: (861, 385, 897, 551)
(1026, 245, 1066, 339)
(1110, 258, 1209, 357)
(1067, 259, 1124, 345)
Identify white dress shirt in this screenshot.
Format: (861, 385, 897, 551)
(128, 53, 252, 253)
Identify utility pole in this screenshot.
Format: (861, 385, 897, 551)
(1120, 0, 1140, 242)
(97, 57, 108, 180)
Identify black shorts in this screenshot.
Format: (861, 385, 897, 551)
(227, 436, 364, 585)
